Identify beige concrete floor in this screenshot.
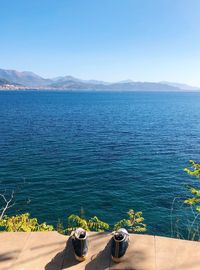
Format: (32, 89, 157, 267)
(0, 231, 199, 270)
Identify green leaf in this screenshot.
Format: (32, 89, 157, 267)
(88, 216, 109, 232)
(0, 213, 53, 232)
(114, 209, 147, 233)
(196, 206, 200, 212)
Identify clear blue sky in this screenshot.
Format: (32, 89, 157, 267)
(1, 0, 200, 85)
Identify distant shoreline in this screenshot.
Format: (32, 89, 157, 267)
(1, 88, 200, 93)
(1, 68, 200, 92)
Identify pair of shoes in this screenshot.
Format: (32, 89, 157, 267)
(71, 227, 129, 263)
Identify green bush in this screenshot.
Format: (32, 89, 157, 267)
(184, 160, 200, 178)
(88, 216, 109, 232)
(67, 214, 89, 232)
(0, 213, 54, 232)
(114, 209, 147, 232)
(171, 160, 200, 240)
(56, 219, 65, 235)
(66, 214, 109, 233)
(184, 160, 200, 212)
(0, 210, 147, 234)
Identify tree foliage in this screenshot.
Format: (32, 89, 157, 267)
(0, 213, 54, 232)
(184, 160, 200, 178)
(184, 160, 200, 212)
(66, 214, 109, 233)
(114, 209, 147, 232)
(56, 219, 65, 235)
(88, 216, 109, 232)
(67, 214, 89, 232)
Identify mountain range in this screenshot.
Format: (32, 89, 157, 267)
(0, 68, 199, 91)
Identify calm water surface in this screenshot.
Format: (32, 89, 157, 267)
(0, 91, 200, 236)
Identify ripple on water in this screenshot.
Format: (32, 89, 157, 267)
(0, 91, 200, 237)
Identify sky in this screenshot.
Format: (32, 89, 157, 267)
(1, 0, 200, 85)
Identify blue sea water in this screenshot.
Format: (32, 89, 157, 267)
(0, 90, 200, 236)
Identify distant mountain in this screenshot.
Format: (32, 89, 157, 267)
(118, 79, 134, 83)
(52, 75, 80, 83)
(49, 80, 180, 91)
(0, 77, 26, 90)
(0, 78, 23, 86)
(52, 75, 109, 85)
(0, 78, 11, 85)
(161, 81, 200, 91)
(0, 69, 51, 86)
(0, 68, 199, 91)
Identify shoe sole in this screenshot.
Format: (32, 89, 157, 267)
(111, 255, 124, 263)
(74, 253, 87, 262)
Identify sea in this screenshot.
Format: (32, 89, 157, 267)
(0, 90, 200, 237)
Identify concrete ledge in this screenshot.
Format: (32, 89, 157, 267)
(0, 232, 199, 270)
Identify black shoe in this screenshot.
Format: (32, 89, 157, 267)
(111, 228, 129, 263)
(71, 228, 88, 262)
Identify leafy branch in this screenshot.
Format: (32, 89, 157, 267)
(114, 209, 147, 232)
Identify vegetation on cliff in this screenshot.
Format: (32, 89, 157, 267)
(171, 160, 200, 240)
(0, 208, 146, 234)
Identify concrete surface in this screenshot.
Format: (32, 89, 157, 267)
(0, 231, 199, 270)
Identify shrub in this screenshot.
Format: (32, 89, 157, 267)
(88, 216, 109, 232)
(66, 214, 109, 233)
(114, 209, 147, 232)
(56, 219, 65, 235)
(0, 213, 54, 232)
(171, 160, 200, 240)
(67, 214, 89, 232)
(0, 210, 147, 235)
(184, 160, 200, 212)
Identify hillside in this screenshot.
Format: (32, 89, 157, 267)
(49, 80, 180, 91)
(0, 69, 51, 86)
(0, 68, 199, 91)
(0, 77, 26, 90)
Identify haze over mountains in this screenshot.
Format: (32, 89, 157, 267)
(0, 69, 50, 86)
(0, 68, 199, 91)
